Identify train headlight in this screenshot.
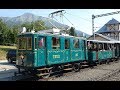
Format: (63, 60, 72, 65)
(19, 54, 24, 60)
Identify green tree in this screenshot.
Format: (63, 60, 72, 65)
(69, 27, 77, 36)
(0, 19, 10, 45)
(11, 25, 19, 44)
(33, 20, 46, 32)
(21, 20, 47, 32)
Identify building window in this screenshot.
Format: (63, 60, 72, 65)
(107, 24, 119, 30)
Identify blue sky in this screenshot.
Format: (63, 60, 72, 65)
(0, 9, 120, 35)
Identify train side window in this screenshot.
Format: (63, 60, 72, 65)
(87, 41, 92, 49)
(38, 37, 45, 48)
(104, 43, 107, 50)
(107, 44, 111, 50)
(34, 38, 37, 49)
(65, 39, 69, 49)
(93, 43, 97, 50)
(73, 39, 79, 48)
(27, 37, 32, 50)
(52, 37, 60, 49)
(99, 43, 103, 50)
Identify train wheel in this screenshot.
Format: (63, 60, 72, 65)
(41, 69, 52, 79)
(72, 63, 80, 72)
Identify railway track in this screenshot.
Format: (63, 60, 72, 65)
(2, 59, 120, 81)
(48, 60, 120, 81)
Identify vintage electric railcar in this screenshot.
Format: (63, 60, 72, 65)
(15, 32, 88, 77)
(15, 32, 120, 78)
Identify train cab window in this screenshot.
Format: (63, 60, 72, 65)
(65, 39, 69, 49)
(27, 37, 32, 50)
(18, 38, 27, 50)
(38, 37, 45, 48)
(52, 37, 60, 49)
(73, 39, 79, 48)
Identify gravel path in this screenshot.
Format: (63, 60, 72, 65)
(48, 60, 120, 81)
(0, 60, 17, 80)
(101, 70, 120, 81)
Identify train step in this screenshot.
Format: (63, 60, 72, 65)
(37, 73, 50, 76)
(81, 65, 89, 67)
(64, 68, 73, 70)
(64, 64, 72, 66)
(81, 62, 88, 64)
(37, 67, 52, 71)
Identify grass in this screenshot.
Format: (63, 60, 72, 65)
(0, 45, 16, 60)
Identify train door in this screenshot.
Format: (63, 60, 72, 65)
(37, 36, 46, 66)
(64, 38, 70, 62)
(71, 38, 81, 62)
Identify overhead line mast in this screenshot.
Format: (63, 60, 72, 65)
(92, 11, 120, 40)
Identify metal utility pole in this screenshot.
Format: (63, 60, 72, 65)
(92, 10, 120, 40)
(92, 15, 95, 40)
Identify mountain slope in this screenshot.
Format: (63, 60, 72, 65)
(0, 13, 68, 29)
(75, 30, 90, 38)
(0, 13, 89, 37)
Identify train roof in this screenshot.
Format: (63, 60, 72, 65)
(18, 32, 87, 40)
(87, 40, 115, 43)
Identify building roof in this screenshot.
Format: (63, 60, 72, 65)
(107, 18, 119, 24)
(96, 18, 120, 33)
(87, 33, 117, 41)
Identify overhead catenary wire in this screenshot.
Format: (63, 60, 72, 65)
(62, 14, 75, 28)
(66, 12, 91, 22)
(66, 12, 104, 26)
(47, 17, 59, 29)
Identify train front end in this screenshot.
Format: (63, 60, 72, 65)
(16, 33, 35, 69)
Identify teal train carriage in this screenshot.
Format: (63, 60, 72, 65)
(16, 32, 88, 77)
(87, 40, 115, 65)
